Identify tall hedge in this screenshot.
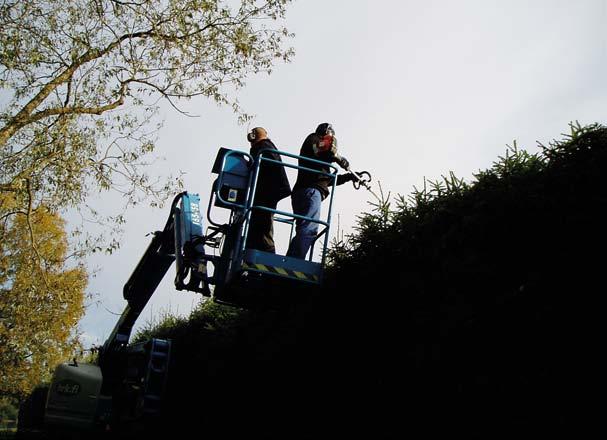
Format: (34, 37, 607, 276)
(144, 123, 605, 438)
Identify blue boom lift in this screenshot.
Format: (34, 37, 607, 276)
(18, 147, 371, 437)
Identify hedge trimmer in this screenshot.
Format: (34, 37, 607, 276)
(346, 167, 380, 201)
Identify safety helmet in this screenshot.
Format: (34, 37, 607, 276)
(315, 123, 335, 137)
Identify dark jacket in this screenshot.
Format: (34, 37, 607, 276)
(293, 132, 342, 199)
(250, 139, 291, 206)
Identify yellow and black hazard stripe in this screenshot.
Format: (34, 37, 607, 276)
(242, 262, 319, 282)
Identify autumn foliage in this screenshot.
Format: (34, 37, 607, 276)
(0, 206, 86, 398)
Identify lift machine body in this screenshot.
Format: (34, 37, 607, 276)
(18, 147, 338, 437)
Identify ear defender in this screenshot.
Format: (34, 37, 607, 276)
(247, 128, 257, 143)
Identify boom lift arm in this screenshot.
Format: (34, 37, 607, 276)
(36, 192, 211, 435)
(101, 192, 209, 358)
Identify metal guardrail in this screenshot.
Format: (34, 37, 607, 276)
(242, 148, 338, 265)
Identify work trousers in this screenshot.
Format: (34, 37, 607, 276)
(246, 201, 278, 253)
(286, 187, 322, 259)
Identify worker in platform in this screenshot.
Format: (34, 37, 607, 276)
(246, 127, 291, 253)
(286, 123, 358, 259)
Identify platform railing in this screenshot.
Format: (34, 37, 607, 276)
(242, 148, 338, 267)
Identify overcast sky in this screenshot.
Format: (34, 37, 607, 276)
(78, 0, 607, 346)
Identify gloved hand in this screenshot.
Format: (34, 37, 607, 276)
(336, 155, 349, 170)
(336, 173, 355, 186)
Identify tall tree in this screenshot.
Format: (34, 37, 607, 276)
(0, 0, 293, 394)
(0, 0, 294, 253)
(0, 204, 87, 398)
